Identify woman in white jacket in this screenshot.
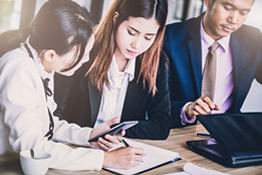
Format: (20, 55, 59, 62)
(0, 0, 143, 171)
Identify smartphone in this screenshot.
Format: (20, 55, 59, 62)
(88, 121, 138, 142)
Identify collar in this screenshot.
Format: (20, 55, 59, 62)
(200, 19, 231, 52)
(108, 55, 135, 82)
(22, 37, 53, 80)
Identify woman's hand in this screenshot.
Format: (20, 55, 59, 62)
(89, 116, 125, 151)
(103, 147, 144, 169)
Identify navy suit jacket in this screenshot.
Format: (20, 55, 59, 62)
(54, 53, 172, 140)
(163, 14, 262, 128)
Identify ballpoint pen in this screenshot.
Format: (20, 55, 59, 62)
(196, 133, 212, 137)
(121, 138, 130, 147)
(121, 138, 147, 158)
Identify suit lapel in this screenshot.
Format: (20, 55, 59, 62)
(85, 77, 101, 127)
(121, 58, 145, 121)
(186, 15, 203, 97)
(230, 32, 246, 111)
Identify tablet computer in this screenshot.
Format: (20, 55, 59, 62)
(88, 121, 138, 142)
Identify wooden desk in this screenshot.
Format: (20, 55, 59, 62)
(1, 124, 262, 175)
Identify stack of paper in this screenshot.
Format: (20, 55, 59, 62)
(164, 162, 230, 175)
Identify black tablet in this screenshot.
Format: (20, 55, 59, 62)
(88, 121, 138, 142)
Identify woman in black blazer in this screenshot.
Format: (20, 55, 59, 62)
(54, 0, 172, 140)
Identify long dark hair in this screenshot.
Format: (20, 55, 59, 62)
(88, 0, 168, 95)
(0, 0, 94, 71)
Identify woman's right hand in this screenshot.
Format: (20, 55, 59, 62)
(103, 147, 144, 169)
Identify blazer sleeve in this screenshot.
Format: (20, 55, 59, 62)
(167, 63, 197, 128)
(163, 23, 198, 128)
(125, 53, 172, 140)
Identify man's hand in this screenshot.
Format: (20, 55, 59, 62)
(185, 96, 220, 119)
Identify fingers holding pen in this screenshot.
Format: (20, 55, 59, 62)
(103, 147, 144, 169)
(125, 147, 144, 166)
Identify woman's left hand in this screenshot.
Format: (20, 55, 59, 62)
(89, 116, 125, 151)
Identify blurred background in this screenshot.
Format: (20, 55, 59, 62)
(0, 0, 261, 112)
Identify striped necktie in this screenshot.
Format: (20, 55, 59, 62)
(201, 41, 220, 101)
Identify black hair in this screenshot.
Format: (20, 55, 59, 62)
(114, 0, 168, 33)
(0, 0, 94, 71)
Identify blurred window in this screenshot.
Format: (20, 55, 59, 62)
(0, 0, 22, 33)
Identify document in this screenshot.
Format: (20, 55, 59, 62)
(103, 139, 180, 175)
(163, 162, 230, 175)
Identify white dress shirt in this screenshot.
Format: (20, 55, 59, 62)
(94, 55, 135, 127)
(0, 41, 104, 170)
(181, 19, 234, 124)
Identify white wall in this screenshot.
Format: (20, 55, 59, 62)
(241, 0, 262, 112)
(34, 0, 47, 15)
(35, 0, 92, 15)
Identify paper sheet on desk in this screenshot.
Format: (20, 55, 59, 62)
(163, 163, 230, 175)
(103, 139, 180, 175)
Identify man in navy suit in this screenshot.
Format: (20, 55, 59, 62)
(163, 0, 262, 128)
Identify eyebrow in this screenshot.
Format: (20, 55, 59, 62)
(222, 2, 251, 12)
(128, 26, 157, 36)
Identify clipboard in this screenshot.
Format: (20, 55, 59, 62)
(103, 139, 180, 175)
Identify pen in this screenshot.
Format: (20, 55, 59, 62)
(121, 138, 130, 147)
(121, 139, 147, 157)
(196, 133, 211, 137)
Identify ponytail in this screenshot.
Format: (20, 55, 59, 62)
(0, 28, 29, 57)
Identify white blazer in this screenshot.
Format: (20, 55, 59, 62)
(0, 42, 103, 170)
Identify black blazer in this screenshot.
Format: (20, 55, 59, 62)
(54, 53, 172, 140)
(163, 13, 262, 128)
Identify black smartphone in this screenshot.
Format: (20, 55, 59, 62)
(88, 121, 138, 142)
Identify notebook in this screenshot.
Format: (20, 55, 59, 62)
(103, 139, 180, 175)
(187, 112, 262, 167)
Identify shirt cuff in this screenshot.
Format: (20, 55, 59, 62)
(180, 102, 196, 125)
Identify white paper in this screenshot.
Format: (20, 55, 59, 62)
(162, 163, 230, 175)
(163, 172, 190, 175)
(104, 139, 180, 175)
(183, 163, 229, 175)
